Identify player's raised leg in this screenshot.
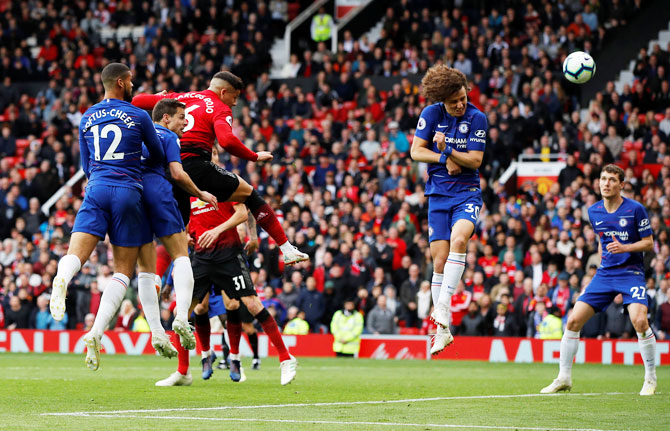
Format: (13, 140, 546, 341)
(137, 241, 177, 358)
(85, 244, 140, 370)
(629, 303, 657, 395)
(541, 301, 594, 393)
(50, 232, 98, 321)
(227, 179, 308, 266)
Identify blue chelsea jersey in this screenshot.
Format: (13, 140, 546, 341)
(79, 98, 164, 190)
(414, 102, 487, 197)
(588, 197, 652, 275)
(141, 124, 183, 178)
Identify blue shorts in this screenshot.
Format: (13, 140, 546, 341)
(73, 184, 152, 247)
(142, 175, 184, 239)
(578, 270, 648, 312)
(208, 288, 227, 318)
(428, 193, 482, 242)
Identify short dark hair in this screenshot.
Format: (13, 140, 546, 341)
(601, 164, 625, 182)
(101, 63, 130, 89)
(152, 98, 185, 122)
(213, 71, 244, 90)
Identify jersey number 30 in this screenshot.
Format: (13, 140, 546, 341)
(91, 124, 124, 160)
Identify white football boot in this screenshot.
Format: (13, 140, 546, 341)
(540, 376, 572, 394)
(172, 319, 196, 350)
(155, 371, 193, 387)
(280, 354, 298, 385)
(430, 303, 450, 328)
(83, 332, 101, 371)
(152, 332, 178, 359)
(50, 276, 67, 321)
(283, 247, 309, 266)
(639, 378, 657, 396)
(430, 326, 454, 355)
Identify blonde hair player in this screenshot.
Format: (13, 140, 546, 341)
(541, 164, 657, 396)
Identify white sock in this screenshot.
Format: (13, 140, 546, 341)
(279, 241, 294, 254)
(637, 328, 657, 380)
(137, 272, 162, 334)
(91, 273, 129, 337)
(437, 253, 466, 307)
(56, 254, 81, 285)
(431, 272, 443, 307)
(201, 349, 211, 359)
(173, 256, 194, 322)
(229, 353, 240, 361)
(558, 329, 580, 380)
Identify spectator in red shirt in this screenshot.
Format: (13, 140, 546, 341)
(450, 282, 472, 330)
(477, 244, 499, 278)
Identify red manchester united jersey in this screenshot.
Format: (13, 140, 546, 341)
(189, 197, 242, 261)
(132, 90, 258, 161)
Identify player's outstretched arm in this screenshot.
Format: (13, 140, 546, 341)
(131, 92, 169, 110)
(213, 116, 265, 162)
(198, 203, 248, 249)
(168, 161, 218, 208)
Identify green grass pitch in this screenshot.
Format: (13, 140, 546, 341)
(0, 353, 668, 430)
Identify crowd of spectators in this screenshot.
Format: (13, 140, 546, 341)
(2, 0, 670, 342)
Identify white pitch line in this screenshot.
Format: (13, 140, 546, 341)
(42, 392, 632, 416)
(51, 413, 641, 431)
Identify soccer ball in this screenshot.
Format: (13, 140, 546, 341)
(563, 51, 596, 84)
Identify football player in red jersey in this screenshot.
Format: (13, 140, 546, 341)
(156, 197, 298, 387)
(132, 71, 308, 266)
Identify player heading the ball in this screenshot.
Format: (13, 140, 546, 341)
(410, 65, 487, 355)
(132, 72, 308, 266)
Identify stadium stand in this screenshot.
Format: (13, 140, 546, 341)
(1, 0, 669, 340)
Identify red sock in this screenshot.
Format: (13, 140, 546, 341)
(257, 308, 290, 362)
(171, 331, 189, 375)
(194, 313, 211, 352)
(252, 203, 288, 245)
(227, 308, 242, 355)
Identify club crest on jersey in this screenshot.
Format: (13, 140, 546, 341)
(458, 123, 469, 134)
(191, 199, 208, 209)
(619, 218, 627, 227)
(417, 118, 426, 130)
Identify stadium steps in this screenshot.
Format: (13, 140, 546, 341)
(614, 20, 670, 94)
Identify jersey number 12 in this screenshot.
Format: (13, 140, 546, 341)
(91, 124, 125, 160)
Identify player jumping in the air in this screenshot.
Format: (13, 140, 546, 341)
(50, 63, 165, 370)
(156, 198, 297, 386)
(410, 65, 487, 355)
(541, 165, 657, 396)
(131, 71, 308, 266)
(134, 98, 218, 356)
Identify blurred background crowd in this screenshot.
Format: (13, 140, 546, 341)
(1, 0, 670, 341)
